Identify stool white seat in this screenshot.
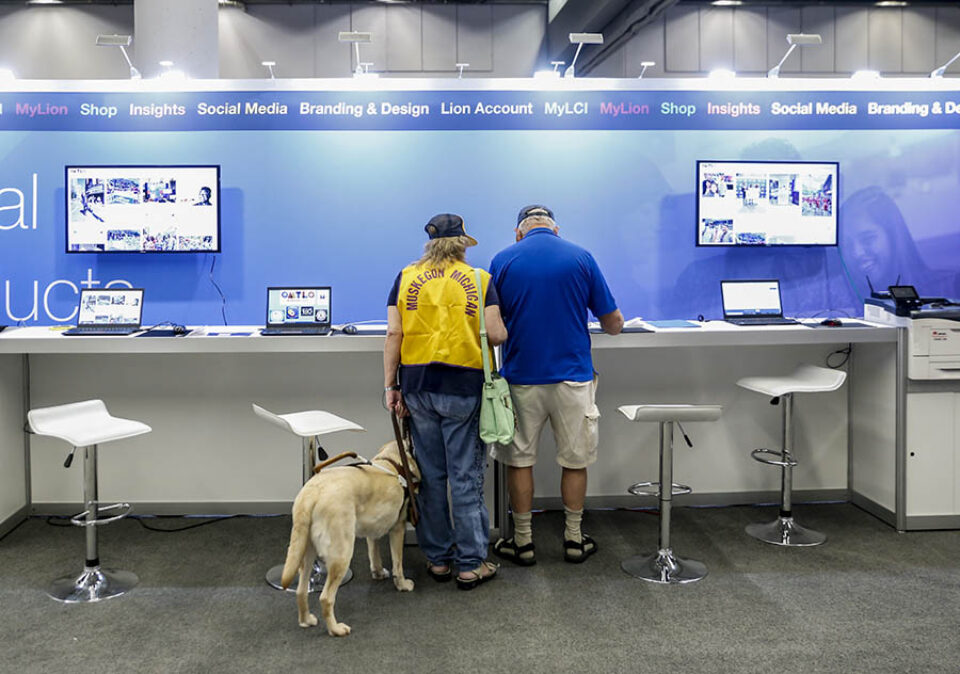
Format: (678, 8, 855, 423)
(29, 399, 151, 447)
(619, 404, 723, 424)
(736, 365, 847, 547)
(618, 403, 722, 584)
(737, 365, 847, 398)
(28, 399, 151, 603)
(252, 404, 364, 437)
(253, 403, 365, 592)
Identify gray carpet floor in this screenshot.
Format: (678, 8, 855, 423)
(1, 504, 959, 674)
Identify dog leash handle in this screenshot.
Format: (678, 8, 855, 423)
(390, 412, 419, 527)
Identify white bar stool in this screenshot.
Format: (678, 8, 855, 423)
(252, 403, 365, 592)
(737, 364, 847, 546)
(28, 399, 151, 603)
(618, 404, 723, 584)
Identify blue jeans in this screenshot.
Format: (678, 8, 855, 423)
(404, 390, 489, 570)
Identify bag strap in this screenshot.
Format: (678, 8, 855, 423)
(475, 268, 493, 385)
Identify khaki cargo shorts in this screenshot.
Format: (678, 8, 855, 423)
(490, 377, 600, 469)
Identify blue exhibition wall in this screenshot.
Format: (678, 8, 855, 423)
(0, 86, 958, 325)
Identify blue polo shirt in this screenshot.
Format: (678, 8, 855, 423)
(490, 228, 617, 385)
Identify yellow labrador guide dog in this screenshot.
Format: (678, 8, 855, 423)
(280, 440, 420, 636)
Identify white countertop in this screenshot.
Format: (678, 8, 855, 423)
(0, 321, 899, 355)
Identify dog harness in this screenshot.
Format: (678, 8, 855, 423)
(313, 451, 410, 489)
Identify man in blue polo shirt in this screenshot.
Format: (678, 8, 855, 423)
(489, 205, 623, 565)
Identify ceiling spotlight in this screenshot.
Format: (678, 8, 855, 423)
(851, 69, 881, 80)
(875, 1, 908, 6)
(339, 31, 372, 77)
(711, 0, 743, 5)
(931, 50, 960, 78)
(261, 60, 276, 79)
(638, 60, 656, 79)
(456, 63, 469, 79)
(564, 32, 603, 79)
(708, 68, 737, 79)
(26, 0, 64, 4)
(768, 33, 822, 78)
(96, 34, 141, 80)
(218, 0, 246, 7)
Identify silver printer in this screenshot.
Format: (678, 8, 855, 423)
(864, 285, 960, 380)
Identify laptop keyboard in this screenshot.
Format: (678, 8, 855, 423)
(727, 317, 798, 326)
(261, 327, 331, 336)
(65, 326, 138, 336)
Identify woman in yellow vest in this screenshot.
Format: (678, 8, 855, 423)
(384, 213, 507, 590)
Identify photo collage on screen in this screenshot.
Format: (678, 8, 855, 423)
(268, 288, 330, 325)
(698, 161, 836, 246)
(67, 167, 218, 252)
(78, 290, 142, 325)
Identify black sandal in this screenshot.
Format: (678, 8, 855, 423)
(493, 537, 537, 566)
(425, 562, 452, 583)
(563, 534, 598, 564)
(456, 561, 499, 591)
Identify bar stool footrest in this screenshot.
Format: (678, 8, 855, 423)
(69, 502, 133, 527)
(627, 481, 693, 498)
(750, 448, 798, 467)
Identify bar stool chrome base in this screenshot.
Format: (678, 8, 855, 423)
(265, 560, 353, 592)
(621, 548, 707, 584)
(49, 566, 138, 603)
(746, 515, 826, 547)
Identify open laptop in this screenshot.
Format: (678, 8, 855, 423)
(261, 286, 331, 336)
(63, 288, 144, 336)
(721, 280, 798, 326)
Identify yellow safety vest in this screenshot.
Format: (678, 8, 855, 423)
(398, 260, 491, 370)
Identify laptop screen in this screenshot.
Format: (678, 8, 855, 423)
(77, 288, 144, 327)
(266, 287, 331, 327)
(721, 280, 783, 318)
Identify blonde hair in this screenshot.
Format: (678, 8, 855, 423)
(417, 236, 468, 268)
(518, 214, 556, 236)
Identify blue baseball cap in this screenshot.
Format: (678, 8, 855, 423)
(517, 204, 555, 226)
(424, 213, 477, 246)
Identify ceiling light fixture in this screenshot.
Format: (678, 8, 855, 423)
(338, 31, 372, 77)
(931, 50, 960, 78)
(638, 61, 656, 79)
(564, 33, 603, 79)
(95, 34, 141, 80)
(768, 33, 822, 79)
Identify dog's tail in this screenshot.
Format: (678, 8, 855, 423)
(280, 500, 311, 590)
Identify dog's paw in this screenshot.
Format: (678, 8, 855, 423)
(394, 577, 414, 592)
(298, 613, 318, 628)
(371, 567, 390, 580)
(328, 622, 351, 637)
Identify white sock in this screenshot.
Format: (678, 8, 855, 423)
(512, 511, 533, 547)
(564, 506, 583, 543)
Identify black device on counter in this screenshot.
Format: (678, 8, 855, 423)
(887, 285, 922, 316)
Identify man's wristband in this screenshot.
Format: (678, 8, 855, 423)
(385, 385, 401, 392)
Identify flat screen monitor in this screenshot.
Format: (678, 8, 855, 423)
(696, 160, 838, 246)
(66, 165, 221, 253)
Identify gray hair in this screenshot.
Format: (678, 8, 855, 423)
(518, 214, 556, 235)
